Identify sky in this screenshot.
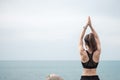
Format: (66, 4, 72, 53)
(0, 0, 120, 60)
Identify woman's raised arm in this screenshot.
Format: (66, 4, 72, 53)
(88, 16, 101, 53)
(79, 18, 89, 54)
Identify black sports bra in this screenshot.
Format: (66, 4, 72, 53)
(81, 51, 98, 69)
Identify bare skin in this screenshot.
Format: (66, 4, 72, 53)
(79, 16, 101, 76)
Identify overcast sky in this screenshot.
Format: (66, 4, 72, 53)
(0, 0, 120, 60)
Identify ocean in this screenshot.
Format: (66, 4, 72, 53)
(0, 61, 120, 80)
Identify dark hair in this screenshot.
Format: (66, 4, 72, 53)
(84, 33, 97, 52)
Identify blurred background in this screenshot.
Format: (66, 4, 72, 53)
(0, 0, 120, 60)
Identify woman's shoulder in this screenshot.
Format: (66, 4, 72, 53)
(94, 50, 101, 55)
(80, 50, 87, 56)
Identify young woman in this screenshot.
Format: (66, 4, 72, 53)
(79, 16, 101, 80)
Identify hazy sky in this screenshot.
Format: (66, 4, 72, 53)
(0, 0, 120, 60)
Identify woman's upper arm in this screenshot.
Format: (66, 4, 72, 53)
(95, 37, 101, 53)
(79, 39, 85, 55)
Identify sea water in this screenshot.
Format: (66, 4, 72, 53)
(0, 61, 120, 80)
